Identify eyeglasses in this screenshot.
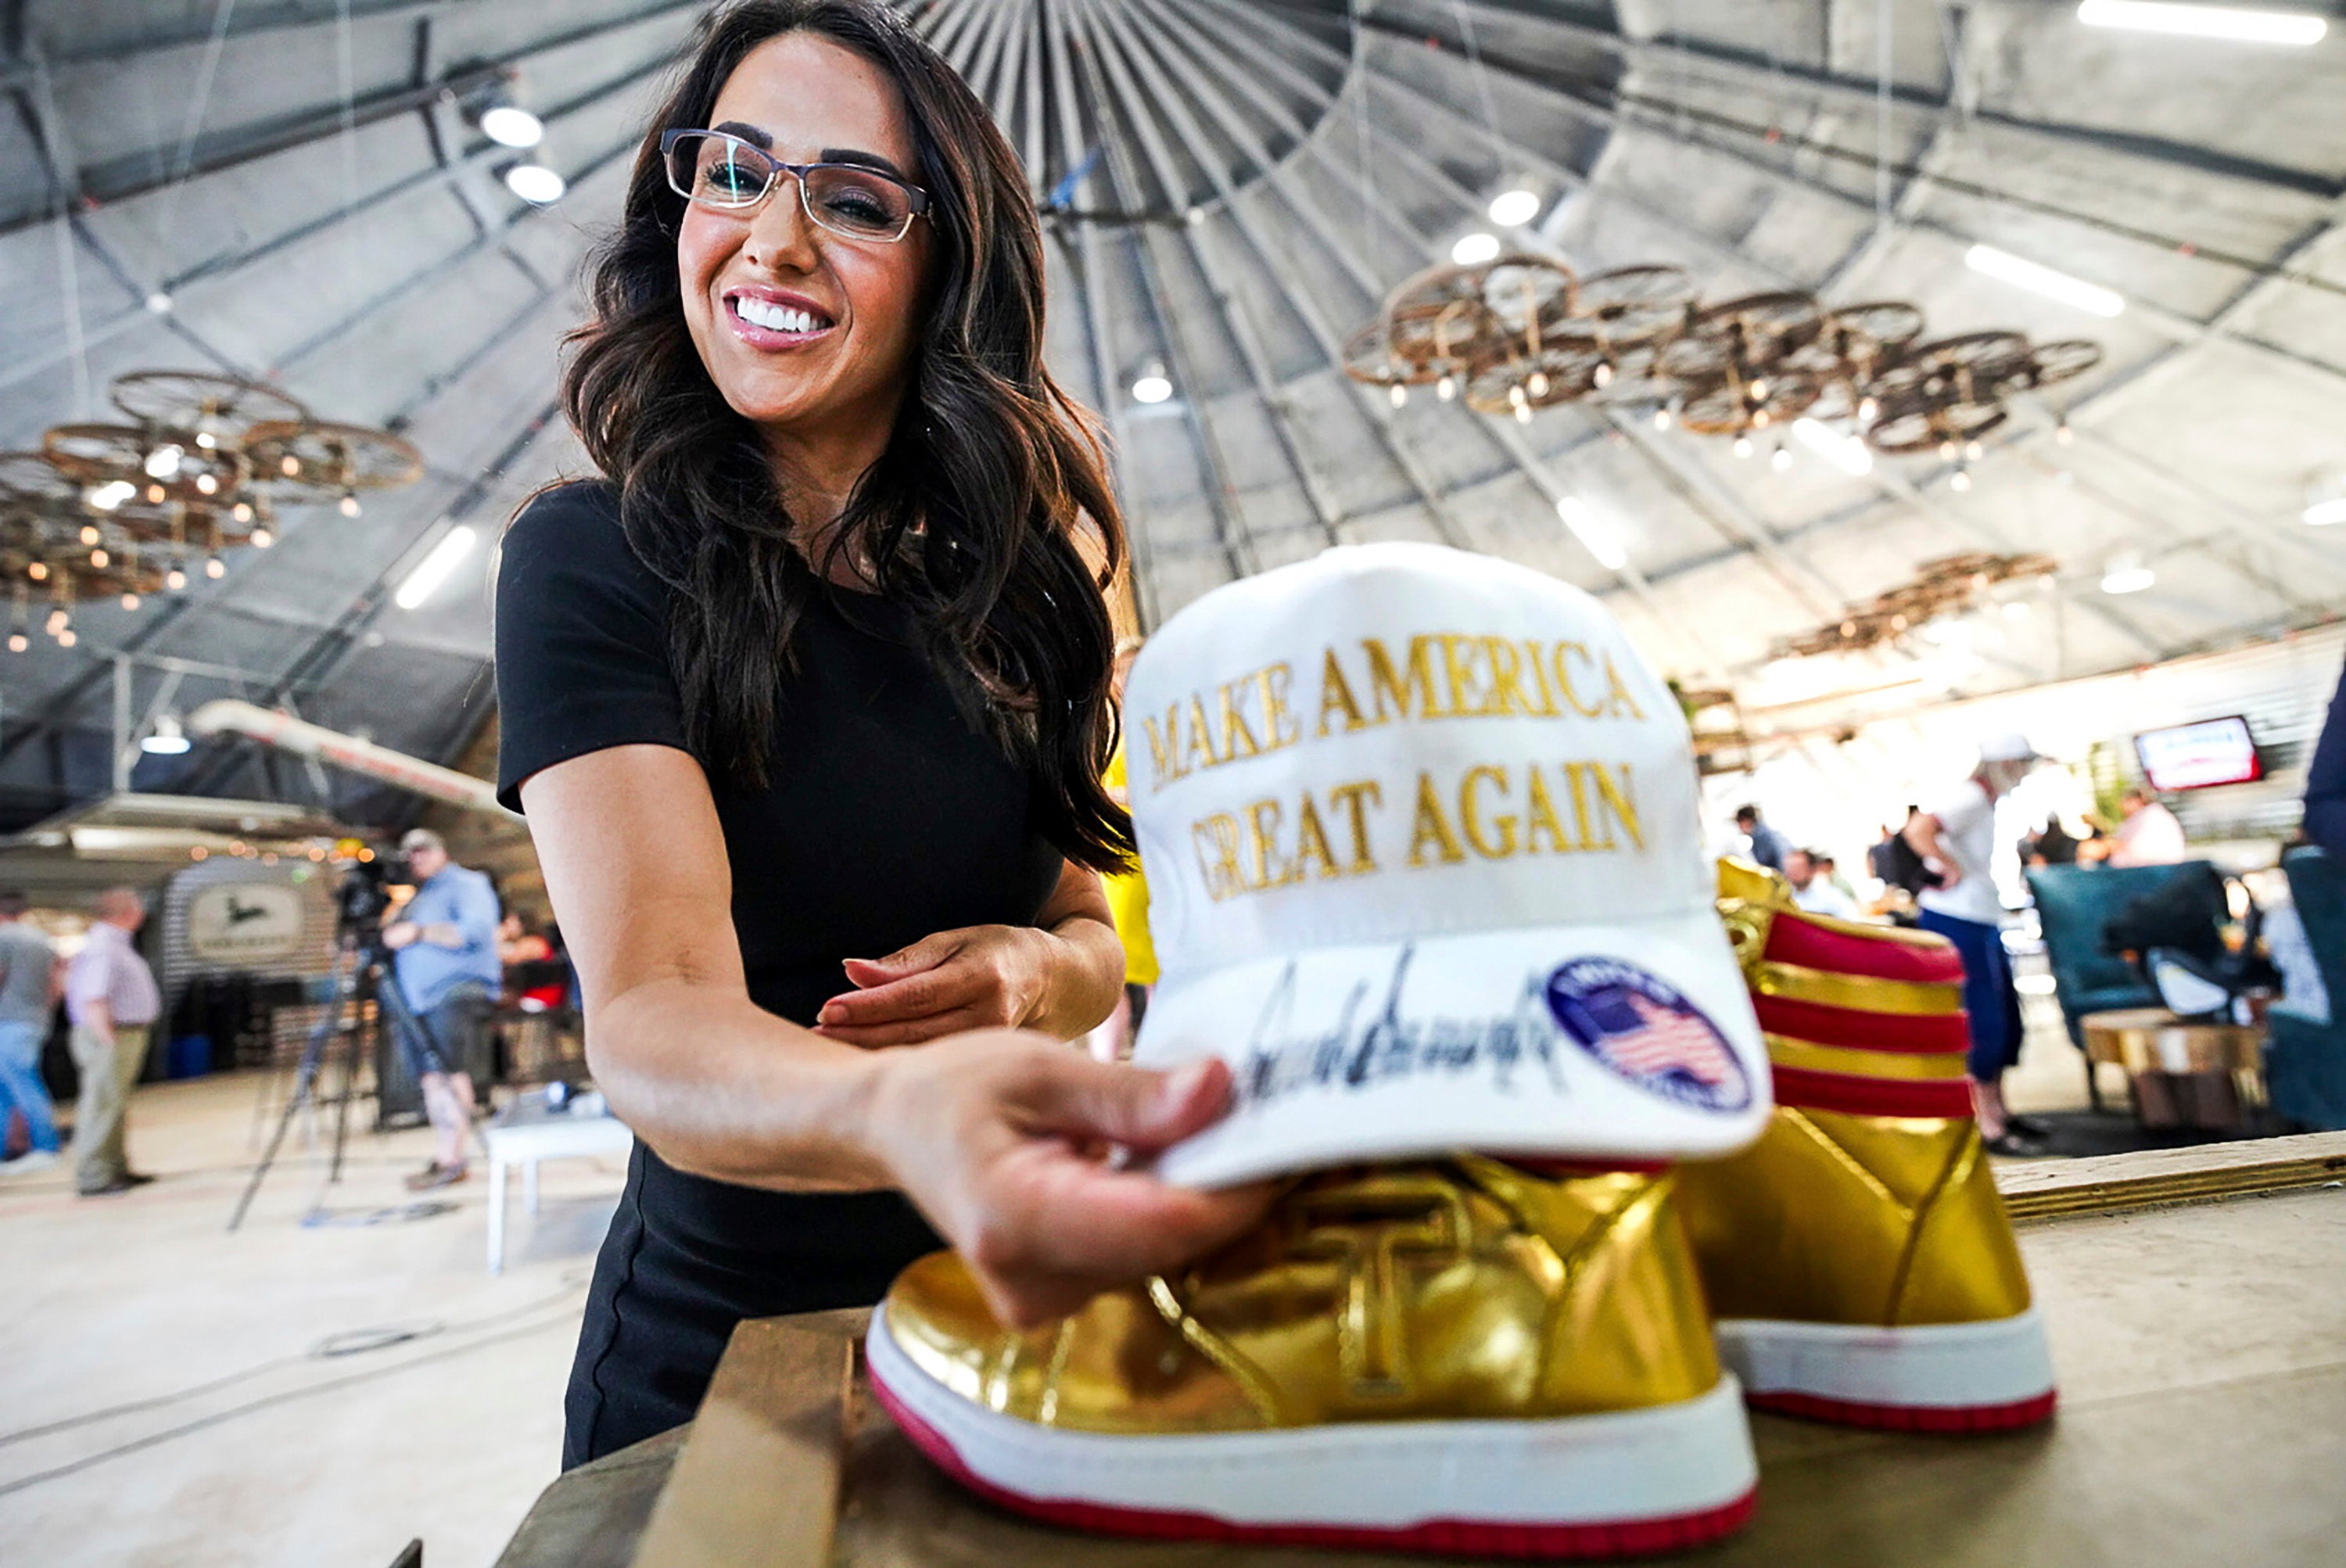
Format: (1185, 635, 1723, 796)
(659, 129, 929, 242)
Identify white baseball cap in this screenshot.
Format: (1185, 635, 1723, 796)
(1979, 731, 2041, 763)
(1125, 543, 1768, 1189)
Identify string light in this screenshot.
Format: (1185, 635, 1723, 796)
(1950, 468, 1974, 493)
(1770, 444, 1794, 472)
(1652, 405, 1673, 430)
(56, 629, 74, 648)
(166, 567, 187, 591)
(249, 527, 274, 548)
(89, 547, 109, 568)
(231, 501, 253, 522)
(5, 633, 23, 653)
(80, 524, 99, 545)
(2055, 420, 2075, 447)
(1388, 383, 1408, 407)
(205, 555, 226, 579)
(339, 492, 362, 518)
(120, 591, 141, 610)
(1732, 433, 1755, 458)
(28, 562, 48, 582)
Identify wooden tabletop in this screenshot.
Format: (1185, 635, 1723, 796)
(498, 1132, 2346, 1568)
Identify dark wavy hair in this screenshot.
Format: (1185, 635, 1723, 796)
(561, 0, 1132, 870)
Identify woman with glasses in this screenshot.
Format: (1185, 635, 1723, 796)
(494, 0, 1265, 1466)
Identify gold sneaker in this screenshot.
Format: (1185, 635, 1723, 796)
(869, 1155, 1757, 1557)
(1673, 863, 2057, 1432)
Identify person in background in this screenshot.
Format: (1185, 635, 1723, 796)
(500, 911, 555, 967)
(382, 827, 504, 1189)
(1097, 636, 1155, 1060)
(65, 887, 161, 1196)
(2025, 816, 2081, 868)
(0, 892, 63, 1175)
(2108, 787, 2187, 867)
(1784, 849, 1860, 919)
(1734, 804, 1792, 872)
(1816, 852, 1859, 904)
(2299, 653, 2344, 857)
(1905, 734, 2044, 1154)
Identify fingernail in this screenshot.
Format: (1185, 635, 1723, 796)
(1160, 1060, 1214, 1109)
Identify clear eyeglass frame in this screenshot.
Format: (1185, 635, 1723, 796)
(658, 128, 930, 243)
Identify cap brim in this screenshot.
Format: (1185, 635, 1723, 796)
(1132, 912, 1770, 1189)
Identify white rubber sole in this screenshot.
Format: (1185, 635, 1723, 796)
(867, 1304, 1758, 1554)
(1715, 1309, 2057, 1431)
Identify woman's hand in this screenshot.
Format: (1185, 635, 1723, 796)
(863, 1030, 1274, 1326)
(816, 925, 1068, 1046)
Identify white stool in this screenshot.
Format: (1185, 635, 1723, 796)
(482, 1112, 634, 1274)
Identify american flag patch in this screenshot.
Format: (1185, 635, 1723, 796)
(1546, 959, 1752, 1114)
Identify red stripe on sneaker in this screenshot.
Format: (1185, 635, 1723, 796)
(1763, 917, 1964, 985)
(1746, 1388, 2057, 1433)
(1771, 1065, 1975, 1118)
(1752, 994, 1970, 1053)
(870, 1362, 1758, 1560)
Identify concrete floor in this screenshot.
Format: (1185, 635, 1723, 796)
(0, 1072, 624, 1568)
(0, 998, 2109, 1568)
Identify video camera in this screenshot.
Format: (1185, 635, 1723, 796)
(333, 849, 413, 948)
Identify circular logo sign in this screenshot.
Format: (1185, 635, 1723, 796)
(1544, 957, 1751, 1114)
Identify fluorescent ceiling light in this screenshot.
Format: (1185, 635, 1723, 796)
(394, 524, 478, 610)
(1791, 418, 1874, 475)
(1965, 243, 2125, 318)
(503, 163, 565, 204)
(2305, 497, 2346, 526)
(479, 105, 545, 149)
(1451, 231, 1501, 266)
(1487, 188, 1541, 228)
(2078, 2, 2326, 45)
(1555, 497, 1628, 571)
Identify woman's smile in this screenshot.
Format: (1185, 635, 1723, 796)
(722, 282, 840, 350)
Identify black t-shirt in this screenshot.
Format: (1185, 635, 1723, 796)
(495, 479, 1065, 1464)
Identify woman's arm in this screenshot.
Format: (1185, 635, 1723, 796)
(813, 860, 1124, 1047)
(522, 743, 1266, 1322)
(1903, 810, 1960, 887)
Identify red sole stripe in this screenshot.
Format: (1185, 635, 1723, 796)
(1752, 993, 1970, 1053)
(1771, 1065, 1975, 1118)
(1747, 1388, 2057, 1433)
(870, 1366, 1757, 1560)
(1763, 917, 1964, 984)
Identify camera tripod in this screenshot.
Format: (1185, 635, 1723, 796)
(227, 934, 450, 1232)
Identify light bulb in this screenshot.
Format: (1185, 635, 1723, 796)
(1771, 445, 1793, 472)
(1513, 403, 1532, 424)
(1526, 371, 1551, 397)
(1508, 384, 1528, 407)
(1653, 405, 1673, 430)
(2055, 421, 2075, 447)
(205, 555, 226, 579)
(1940, 440, 1960, 462)
(281, 455, 301, 477)
(1733, 434, 1755, 458)
(1437, 375, 1456, 401)
(80, 524, 99, 545)
(250, 527, 274, 548)
(339, 493, 361, 518)
(195, 431, 217, 450)
(1749, 379, 1770, 402)
(1593, 361, 1613, 389)
(145, 483, 166, 504)
(27, 562, 47, 581)
(166, 568, 187, 591)
(1389, 383, 1408, 408)
(120, 591, 140, 610)
(55, 629, 74, 648)
(195, 472, 217, 495)
(1752, 409, 1771, 429)
(90, 547, 109, 567)
(232, 501, 254, 522)
(1858, 396, 1879, 423)
(45, 609, 66, 631)
(1950, 468, 1974, 493)
(1965, 439, 1985, 461)
(5, 633, 23, 652)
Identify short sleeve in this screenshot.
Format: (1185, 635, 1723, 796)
(494, 481, 691, 811)
(1929, 781, 1988, 838)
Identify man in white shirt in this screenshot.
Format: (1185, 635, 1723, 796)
(1785, 849, 1860, 919)
(65, 887, 161, 1197)
(2108, 788, 2187, 867)
(1904, 735, 2040, 1153)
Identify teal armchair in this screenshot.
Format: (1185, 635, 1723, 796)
(2270, 849, 2346, 1132)
(2024, 861, 2218, 1111)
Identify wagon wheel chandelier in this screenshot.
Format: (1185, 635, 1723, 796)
(0, 370, 422, 652)
(1344, 263, 2100, 468)
(1771, 551, 2059, 662)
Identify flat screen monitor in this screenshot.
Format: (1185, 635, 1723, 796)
(2133, 716, 2262, 791)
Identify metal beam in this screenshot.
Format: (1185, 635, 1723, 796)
(0, 0, 701, 235)
(1056, 3, 1255, 585)
(1075, 0, 1351, 552)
